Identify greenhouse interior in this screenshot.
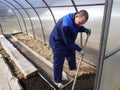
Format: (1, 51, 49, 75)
(0, 0, 120, 90)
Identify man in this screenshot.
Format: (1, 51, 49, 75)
(49, 10, 91, 88)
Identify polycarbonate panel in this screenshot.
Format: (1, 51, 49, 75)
(0, 2, 9, 19)
(36, 8, 55, 43)
(44, 0, 72, 6)
(74, 0, 105, 5)
(77, 6, 104, 65)
(51, 7, 76, 22)
(1, 14, 21, 34)
(0, 1, 26, 33)
(26, 9, 43, 40)
(0, 2, 21, 34)
(3, 0, 21, 9)
(14, 0, 31, 8)
(27, 0, 46, 7)
(100, 51, 120, 90)
(106, 0, 120, 53)
(19, 9, 33, 35)
(14, 10, 26, 32)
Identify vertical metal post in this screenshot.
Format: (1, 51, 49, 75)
(0, 23, 4, 34)
(94, 0, 113, 90)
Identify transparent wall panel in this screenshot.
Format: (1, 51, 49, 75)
(106, 0, 120, 53)
(0, 3, 21, 34)
(0, 1, 25, 32)
(76, 6, 104, 65)
(2, 0, 21, 9)
(0, 2, 9, 19)
(13, 0, 35, 36)
(26, 9, 43, 40)
(1, 15, 21, 34)
(74, 0, 105, 5)
(100, 51, 120, 90)
(36, 8, 55, 43)
(14, 10, 26, 32)
(51, 7, 76, 22)
(0, 1, 13, 10)
(19, 9, 32, 35)
(2, 1, 27, 33)
(44, 0, 72, 6)
(27, 0, 46, 7)
(14, 0, 31, 8)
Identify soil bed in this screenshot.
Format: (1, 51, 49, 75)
(13, 33, 96, 90)
(0, 32, 96, 90)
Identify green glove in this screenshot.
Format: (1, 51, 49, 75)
(79, 50, 85, 56)
(86, 28, 91, 36)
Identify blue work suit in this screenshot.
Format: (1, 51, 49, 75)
(49, 13, 87, 83)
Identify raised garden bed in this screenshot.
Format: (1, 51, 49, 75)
(13, 33, 96, 90)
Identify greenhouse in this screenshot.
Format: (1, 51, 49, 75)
(0, 0, 120, 90)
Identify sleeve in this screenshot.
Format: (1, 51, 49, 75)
(78, 26, 87, 32)
(61, 26, 82, 51)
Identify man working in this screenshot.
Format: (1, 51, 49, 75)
(49, 10, 91, 88)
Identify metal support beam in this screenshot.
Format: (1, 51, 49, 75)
(0, 23, 3, 34)
(42, 0, 56, 24)
(105, 48, 120, 59)
(94, 0, 113, 89)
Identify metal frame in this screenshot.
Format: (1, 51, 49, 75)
(105, 48, 120, 59)
(94, 0, 113, 89)
(14, 0, 36, 38)
(39, 2, 104, 8)
(4, 0, 28, 34)
(74, 3, 105, 7)
(25, 0, 46, 43)
(0, 23, 3, 34)
(0, 1, 23, 34)
(42, 0, 56, 24)
(2, 0, 120, 90)
(71, 0, 78, 12)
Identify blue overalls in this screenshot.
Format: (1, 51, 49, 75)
(49, 13, 86, 83)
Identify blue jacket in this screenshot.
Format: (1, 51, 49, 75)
(49, 13, 87, 51)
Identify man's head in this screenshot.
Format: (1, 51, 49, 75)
(74, 10, 89, 26)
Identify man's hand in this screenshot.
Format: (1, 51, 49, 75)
(79, 50, 85, 56)
(86, 28, 91, 36)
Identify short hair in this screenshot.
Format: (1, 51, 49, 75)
(77, 10, 89, 21)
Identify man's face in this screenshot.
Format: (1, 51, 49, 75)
(75, 14, 87, 26)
